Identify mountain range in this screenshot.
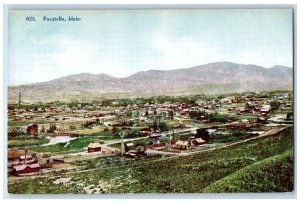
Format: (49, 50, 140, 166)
(8, 62, 293, 102)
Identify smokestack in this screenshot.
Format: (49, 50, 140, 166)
(18, 92, 21, 108)
(24, 149, 27, 165)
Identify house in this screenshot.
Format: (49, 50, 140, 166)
(25, 116, 33, 120)
(239, 108, 248, 113)
(257, 117, 268, 124)
(19, 154, 37, 165)
(125, 146, 146, 158)
(149, 133, 161, 144)
(37, 153, 53, 167)
(174, 140, 191, 150)
(12, 163, 40, 176)
(26, 123, 38, 135)
(125, 142, 135, 151)
(260, 105, 271, 114)
(180, 108, 189, 115)
(15, 115, 25, 121)
(192, 138, 207, 146)
(87, 143, 102, 153)
(241, 119, 249, 124)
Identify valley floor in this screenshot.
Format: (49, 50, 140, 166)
(7, 127, 294, 194)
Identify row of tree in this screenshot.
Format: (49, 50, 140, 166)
(189, 110, 229, 123)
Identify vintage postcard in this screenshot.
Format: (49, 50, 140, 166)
(7, 9, 294, 194)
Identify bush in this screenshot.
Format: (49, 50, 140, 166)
(189, 110, 208, 120)
(133, 139, 149, 146)
(270, 100, 280, 111)
(196, 129, 210, 142)
(286, 112, 293, 120)
(151, 121, 171, 132)
(69, 125, 76, 130)
(47, 123, 57, 133)
(208, 113, 228, 123)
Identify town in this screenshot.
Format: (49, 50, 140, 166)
(7, 90, 293, 193)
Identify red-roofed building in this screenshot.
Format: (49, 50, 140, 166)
(192, 138, 207, 146)
(27, 124, 38, 135)
(12, 163, 40, 176)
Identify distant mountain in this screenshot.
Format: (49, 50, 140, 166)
(8, 62, 293, 102)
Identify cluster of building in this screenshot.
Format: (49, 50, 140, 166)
(87, 133, 208, 159)
(8, 149, 53, 176)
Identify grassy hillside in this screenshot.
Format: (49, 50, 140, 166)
(8, 127, 294, 194)
(202, 149, 293, 192)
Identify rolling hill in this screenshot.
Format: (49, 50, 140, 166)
(8, 62, 293, 102)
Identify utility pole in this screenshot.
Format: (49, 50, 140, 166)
(156, 113, 162, 131)
(18, 92, 21, 109)
(119, 131, 126, 156)
(24, 149, 27, 165)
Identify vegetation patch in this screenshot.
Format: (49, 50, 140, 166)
(202, 149, 294, 192)
(8, 137, 50, 148)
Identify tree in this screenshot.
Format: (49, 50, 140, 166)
(136, 110, 140, 118)
(159, 136, 171, 144)
(112, 126, 117, 134)
(189, 110, 208, 120)
(134, 139, 149, 146)
(69, 125, 76, 130)
(168, 110, 174, 120)
(208, 113, 227, 123)
(83, 121, 93, 128)
(151, 121, 171, 132)
(196, 129, 210, 142)
(40, 125, 45, 134)
(11, 127, 25, 136)
(47, 123, 57, 133)
(159, 121, 171, 132)
(286, 111, 293, 120)
(152, 121, 158, 131)
(126, 110, 133, 118)
(270, 100, 280, 111)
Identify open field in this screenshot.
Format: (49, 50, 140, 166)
(8, 120, 50, 127)
(8, 137, 50, 148)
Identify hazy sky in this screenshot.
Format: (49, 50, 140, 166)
(9, 9, 293, 86)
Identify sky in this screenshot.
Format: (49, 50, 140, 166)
(8, 9, 293, 86)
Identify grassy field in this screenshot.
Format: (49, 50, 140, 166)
(233, 114, 258, 120)
(8, 120, 50, 127)
(8, 127, 294, 194)
(73, 127, 104, 135)
(8, 137, 50, 148)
